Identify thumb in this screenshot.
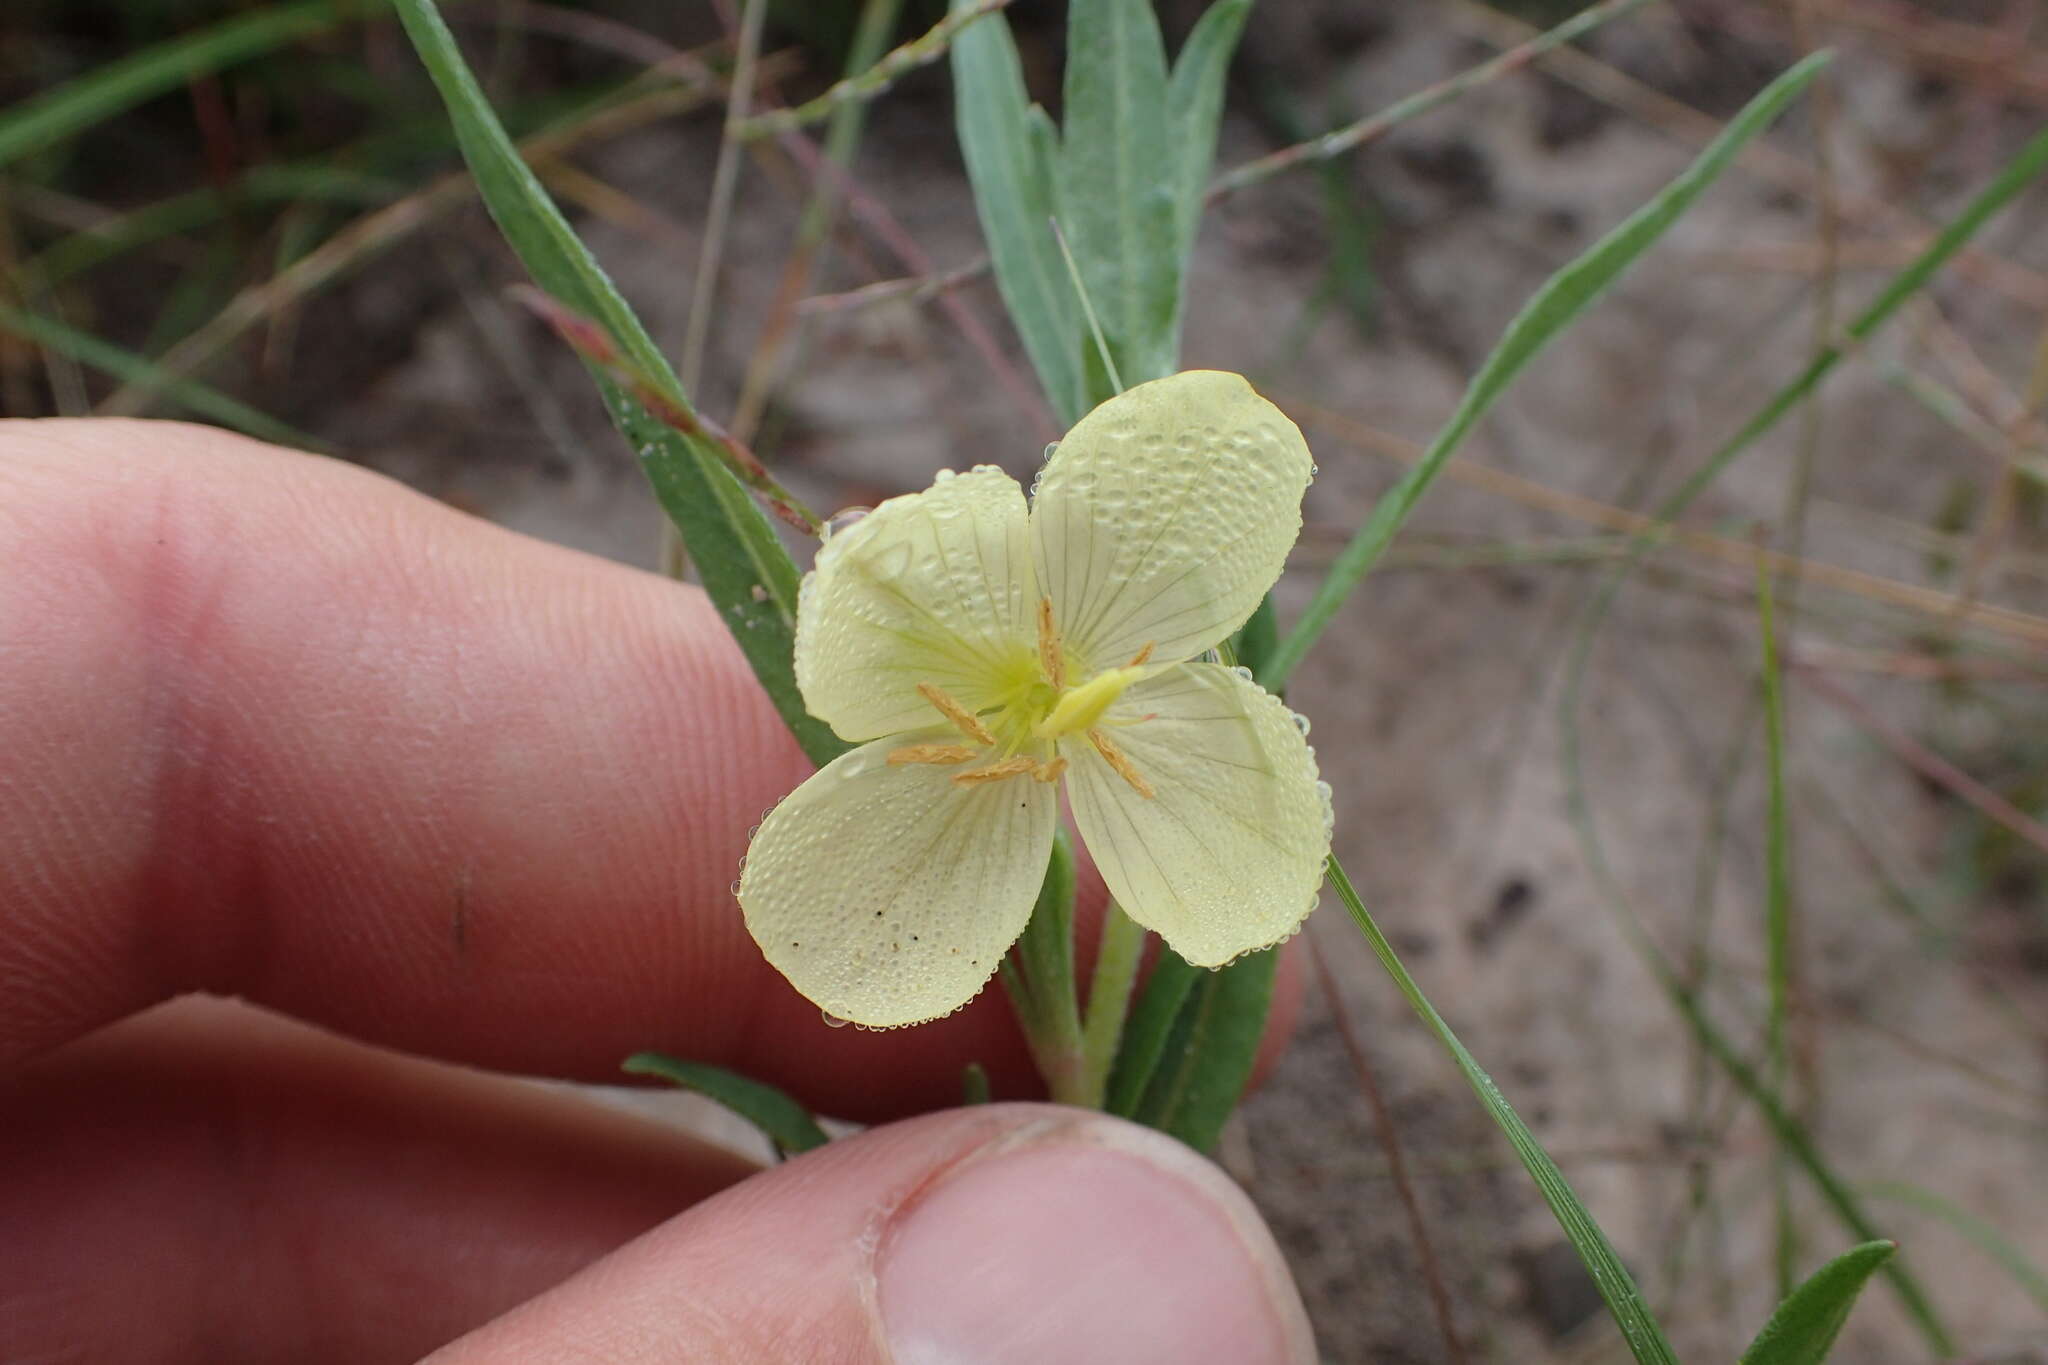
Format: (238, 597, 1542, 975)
(429, 1104, 1315, 1364)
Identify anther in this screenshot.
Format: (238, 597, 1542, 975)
(917, 681, 996, 746)
(887, 744, 978, 766)
(1032, 756, 1068, 784)
(1037, 596, 1065, 690)
(953, 756, 1038, 786)
(1088, 729, 1155, 799)
(1126, 642, 1155, 667)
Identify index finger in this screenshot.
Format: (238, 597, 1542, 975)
(0, 419, 1037, 1118)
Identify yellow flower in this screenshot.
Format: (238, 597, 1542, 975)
(738, 370, 1332, 1028)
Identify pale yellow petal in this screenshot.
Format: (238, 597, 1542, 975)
(1031, 371, 1312, 671)
(1062, 663, 1330, 966)
(739, 734, 1058, 1028)
(795, 466, 1037, 743)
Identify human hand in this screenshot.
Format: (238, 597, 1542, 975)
(0, 420, 1315, 1363)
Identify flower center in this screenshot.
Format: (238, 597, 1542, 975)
(885, 598, 1156, 797)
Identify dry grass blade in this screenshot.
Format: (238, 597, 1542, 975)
(1445, 0, 2048, 311)
(734, 0, 1016, 140)
(92, 73, 740, 417)
(1209, 0, 1659, 198)
(1289, 397, 2048, 651)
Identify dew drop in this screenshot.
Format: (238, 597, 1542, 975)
(1291, 712, 1311, 737)
(824, 505, 871, 539)
(820, 1010, 852, 1029)
(934, 467, 958, 482)
(1043, 442, 1060, 462)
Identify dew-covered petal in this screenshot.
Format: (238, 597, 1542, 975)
(1031, 371, 1312, 671)
(739, 734, 1058, 1028)
(1062, 663, 1330, 967)
(796, 466, 1037, 743)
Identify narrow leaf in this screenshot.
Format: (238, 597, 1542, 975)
(622, 1052, 830, 1159)
(1266, 51, 1832, 691)
(1328, 855, 1680, 1365)
(0, 0, 356, 169)
(390, 0, 844, 766)
(1130, 946, 1277, 1153)
(948, 0, 1082, 422)
(1740, 1241, 1896, 1365)
(1056, 0, 1178, 395)
(0, 303, 326, 452)
(1165, 1, 1250, 292)
(1105, 950, 1199, 1116)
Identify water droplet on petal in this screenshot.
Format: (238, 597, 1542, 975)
(820, 1010, 852, 1029)
(1291, 712, 1311, 737)
(824, 506, 871, 539)
(1043, 442, 1059, 462)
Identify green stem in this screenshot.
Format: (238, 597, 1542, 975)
(1011, 834, 1086, 1101)
(1066, 901, 1148, 1107)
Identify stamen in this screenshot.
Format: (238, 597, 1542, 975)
(1126, 642, 1155, 667)
(1088, 729, 1155, 799)
(887, 744, 978, 766)
(1037, 596, 1065, 690)
(917, 681, 996, 746)
(953, 756, 1039, 786)
(1032, 756, 1068, 784)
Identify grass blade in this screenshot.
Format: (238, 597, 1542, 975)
(622, 1052, 829, 1159)
(0, 302, 326, 451)
(0, 1, 358, 169)
(1758, 560, 1799, 1293)
(1327, 854, 1680, 1365)
(1739, 1241, 1895, 1365)
(1265, 51, 1832, 692)
(947, 0, 1081, 423)
(390, 0, 843, 766)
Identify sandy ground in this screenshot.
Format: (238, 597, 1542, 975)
(310, 5, 2048, 1359)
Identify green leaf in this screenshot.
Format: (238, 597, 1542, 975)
(0, 302, 327, 452)
(0, 0, 361, 170)
(947, 0, 1082, 423)
(1104, 949, 1198, 1117)
(622, 1053, 830, 1159)
(1129, 945, 1277, 1153)
(1056, 0, 1178, 398)
(1740, 1241, 1896, 1365)
(1327, 855, 1680, 1365)
(390, 0, 844, 766)
(1164, 1, 1250, 308)
(1264, 50, 1834, 692)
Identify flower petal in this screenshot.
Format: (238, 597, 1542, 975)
(1031, 371, 1312, 670)
(739, 735, 1058, 1028)
(795, 466, 1036, 743)
(1062, 663, 1330, 966)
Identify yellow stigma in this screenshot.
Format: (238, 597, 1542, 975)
(1035, 666, 1143, 740)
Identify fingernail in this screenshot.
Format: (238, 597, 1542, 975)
(878, 1129, 1313, 1364)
